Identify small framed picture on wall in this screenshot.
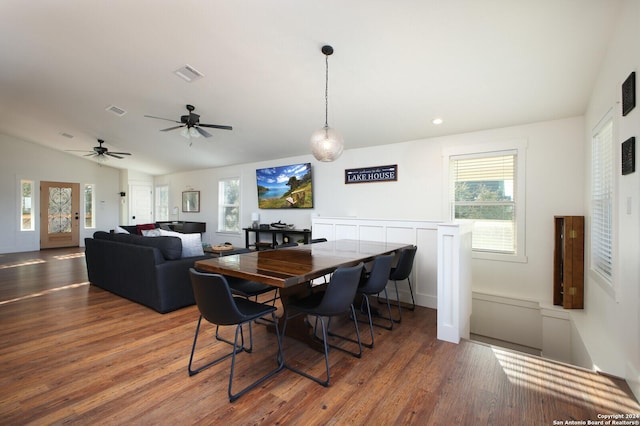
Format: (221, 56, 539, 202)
(182, 191, 200, 212)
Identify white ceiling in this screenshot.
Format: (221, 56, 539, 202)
(0, 0, 622, 175)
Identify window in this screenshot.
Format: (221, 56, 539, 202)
(84, 184, 95, 228)
(591, 116, 614, 284)
(218, 178, 240, 232)
(155, 185, 169, 221)
(447, 141, 526, 262)
(20, 180, 34, 231)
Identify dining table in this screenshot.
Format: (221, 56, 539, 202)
(194, 239, 413, 348)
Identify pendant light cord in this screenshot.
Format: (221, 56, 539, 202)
(324, 54, 329, 128)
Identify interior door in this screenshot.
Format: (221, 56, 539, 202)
(130, 184, 153, 224)
(40, 181, 80, 249)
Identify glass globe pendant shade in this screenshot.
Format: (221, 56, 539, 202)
(310, 125, 344, 162)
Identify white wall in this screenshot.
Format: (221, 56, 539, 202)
(0, 133, 121, 254)
(580, 0, 640, 396)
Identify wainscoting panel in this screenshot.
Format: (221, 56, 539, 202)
(312, 217, 472, 343)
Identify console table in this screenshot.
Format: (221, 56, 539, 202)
(243, 227, 312, 250)
(156, 221, 206, 234)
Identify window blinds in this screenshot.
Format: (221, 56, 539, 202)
(450, 151, 517, 254)
(591, 119, 613, 281)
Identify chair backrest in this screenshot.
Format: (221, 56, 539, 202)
(311, 238, 327, 244)
(189, 268, 247, 326)
(360, 254, 394, 294)
(314, 263, 364, 316)
(389, 246, 417, 281)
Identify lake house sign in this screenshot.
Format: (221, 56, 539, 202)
(345, 164, 398, 184)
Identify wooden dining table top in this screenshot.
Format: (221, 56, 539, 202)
(194, 239, 413, 288)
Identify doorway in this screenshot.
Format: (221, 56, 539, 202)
(40, 181, 80, 249)
(129, 184, 153, 224)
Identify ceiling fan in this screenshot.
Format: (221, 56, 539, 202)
(145, 104, 232, 138)
(66, 139, 132, 160)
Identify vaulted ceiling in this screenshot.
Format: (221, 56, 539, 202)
(0, 1, 622, 175)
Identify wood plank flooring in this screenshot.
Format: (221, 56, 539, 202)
(1, 248, 638, 425)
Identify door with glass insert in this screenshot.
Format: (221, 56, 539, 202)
(40, 181, 80, 249)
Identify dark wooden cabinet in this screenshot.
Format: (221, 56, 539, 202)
(553, 216, 584, 309)
(156, 221, 206, 234)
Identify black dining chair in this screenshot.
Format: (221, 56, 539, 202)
(219, 248, 280, 327)
(356, 254, 395, 348)
(311, 238, 328, 244)
(281, 263, 364, 387)
(187, 269, 284, 402)
(381, 245, 417, 322)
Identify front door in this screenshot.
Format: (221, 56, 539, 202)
(40, 181, 80, 249)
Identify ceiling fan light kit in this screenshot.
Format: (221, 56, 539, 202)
(145, 104, 232, 141)
(66, 139, 131, 161)
(310, 44, 344, 162)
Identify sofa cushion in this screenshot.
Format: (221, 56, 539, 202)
(109, 233, 183, 260)
(136, 223, 157, 235)
(93, 231, 112, 240)
(157, 229, 204, 258)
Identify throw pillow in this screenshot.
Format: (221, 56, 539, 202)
(115, 226, 130, 234)
(158, 229, 204, 258)
(141, 229, 162, 237)
(136, 223, 157, 235)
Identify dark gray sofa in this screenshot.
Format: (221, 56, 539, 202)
(85, 231, 209, 313)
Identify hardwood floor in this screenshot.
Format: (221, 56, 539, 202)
(1, 248, 638, 424)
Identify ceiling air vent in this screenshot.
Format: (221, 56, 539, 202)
(59, 132, 74, 139)
(105, 105, 127, 117)
(174, 64, 204, 82)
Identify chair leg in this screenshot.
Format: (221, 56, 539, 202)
(282, 311, 331, 387)
(356, 291, 394, 348)
(405, 277, 416, 311)
(325, 305, 363, 358)
(216, 322, 252, 352)
(188, 315, 243, 377)
(390, 278, 416, 322)
(228, 312, 284, 402)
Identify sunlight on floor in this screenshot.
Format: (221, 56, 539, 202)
(492, 347, 640, 413)
(0, 282, 89, 306)
(0, 259, 46, 269)
(53, 253, 85, 260)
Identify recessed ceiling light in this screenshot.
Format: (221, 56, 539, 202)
(432, 118, 443, 125)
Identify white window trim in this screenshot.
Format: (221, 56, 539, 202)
(84, 183, 96, 229)
(443, 138, 528, 263)
(218, 177, 242, 234)
(19, 178, 36, 232)
(588, 109, 618, 301)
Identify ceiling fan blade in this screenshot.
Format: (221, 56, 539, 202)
(106, 153, 124, 159)
(65, 149, 91, 152)
(109, 151, 131, 156)
(84, 153, 96, 157)
(160, 125, 185, 132)
(195, 126, 212, 138)
(144, 115, 180, 123)
(198, 123, 233, 130)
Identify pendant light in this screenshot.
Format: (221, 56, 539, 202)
(310, 45, 344, 162)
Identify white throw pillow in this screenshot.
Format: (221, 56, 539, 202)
(141, 229, 162, 237)
(158, 229, 204, 258)
(115, 226, 130, 234)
